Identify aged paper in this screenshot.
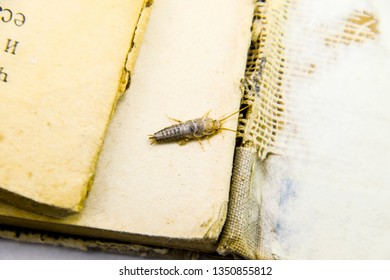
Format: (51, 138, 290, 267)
(0, 0, 149, 216)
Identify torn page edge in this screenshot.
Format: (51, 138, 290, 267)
(118, 0, 154, 95)
(76, 0, 153, 217)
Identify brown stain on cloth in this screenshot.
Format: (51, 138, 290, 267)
(325, 10, 379, 47)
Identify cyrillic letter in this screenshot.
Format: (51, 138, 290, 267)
(0, 67, 8, 83)
(0, 8, 12, 23)
(14, 13, 26, 27)
(4, 39, 19, 55)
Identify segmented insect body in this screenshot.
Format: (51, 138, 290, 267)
(150, 117, 221, 143)
(149, 106, 248, 145)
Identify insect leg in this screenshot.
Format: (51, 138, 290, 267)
(197, 138, 205, 151)
(178, 139, 189, 145)
(167, 116, 183, 123)
(180, 137, 205, 151)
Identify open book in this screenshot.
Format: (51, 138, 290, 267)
(0, 0, 254, 256)
(1, 0, 390, 259)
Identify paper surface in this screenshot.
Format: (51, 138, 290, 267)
(0, 0, 254, 251)
(0, 0, 148, 216)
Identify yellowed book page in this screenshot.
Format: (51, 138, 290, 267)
(0, 0, 254, 251)
(0, 0, 150, 216)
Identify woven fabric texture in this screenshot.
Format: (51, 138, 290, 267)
(218, 0, 289, 259)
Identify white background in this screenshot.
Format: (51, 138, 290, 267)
(0, 238, 141, 259)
